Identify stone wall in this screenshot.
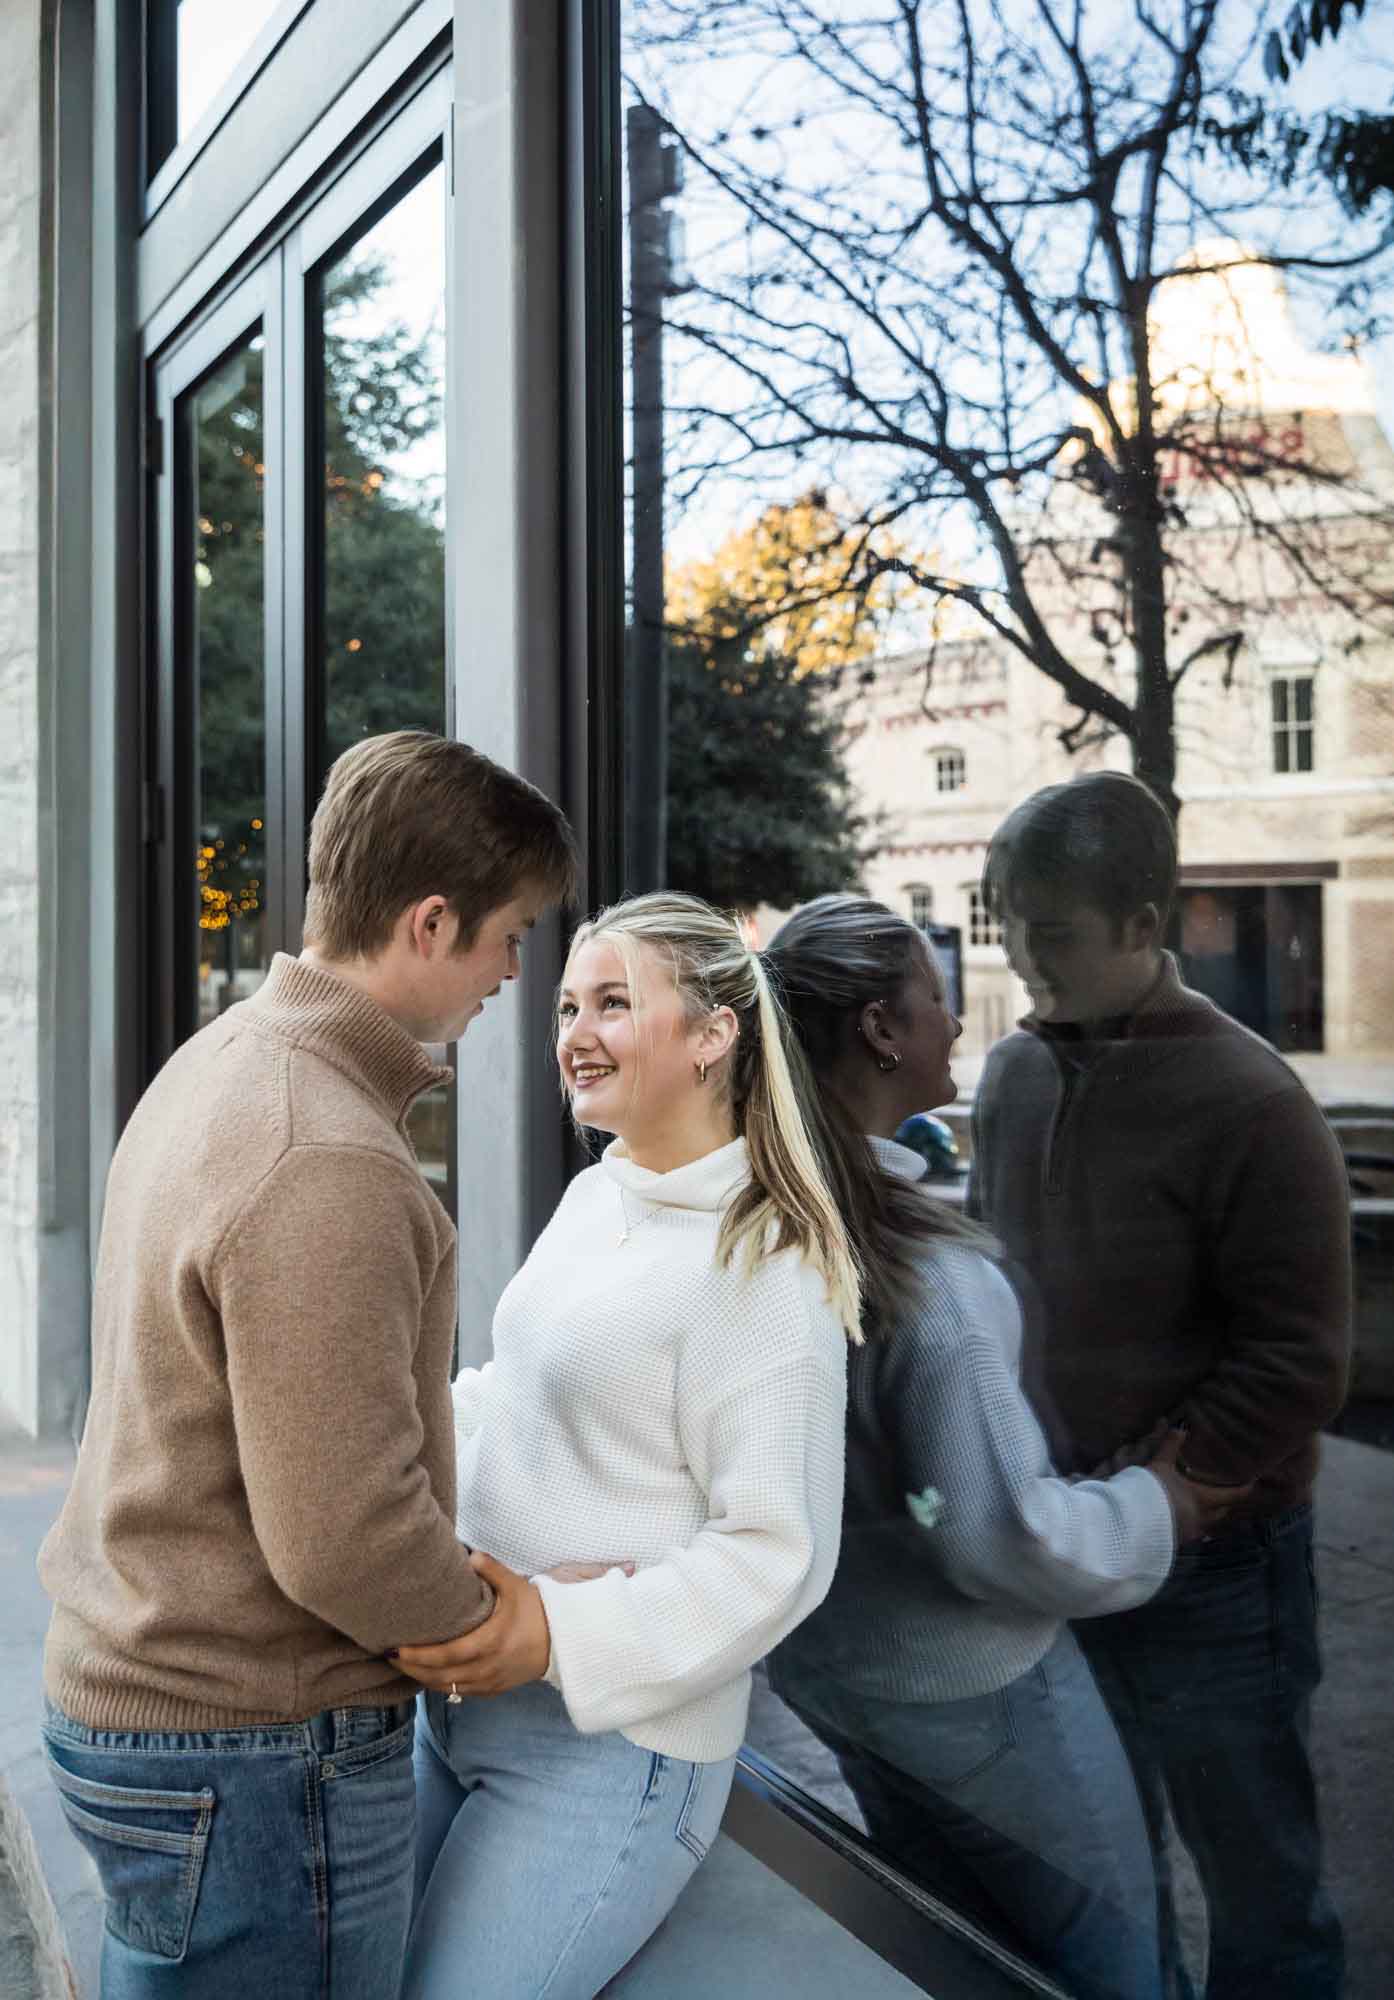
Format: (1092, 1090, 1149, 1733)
(0, 0, 41, 1431)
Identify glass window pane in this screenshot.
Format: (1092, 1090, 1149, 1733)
(621, 0, 1393, 1984)
(316, 163, 449, 1200)
(318, 164, 447, 769)
(192, 336, 269, 1030)
(176, 0, 285, 143)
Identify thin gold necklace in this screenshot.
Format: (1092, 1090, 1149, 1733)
(616, 1187, 661, 1249)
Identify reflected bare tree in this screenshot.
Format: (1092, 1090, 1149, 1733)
(629, 0, 1394, 819)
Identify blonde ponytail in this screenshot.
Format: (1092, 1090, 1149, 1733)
(721, 952, 863, 1341)
(564, 892, 864, 1342)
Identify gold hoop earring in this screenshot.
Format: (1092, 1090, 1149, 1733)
(697, 1059, 708, 1085)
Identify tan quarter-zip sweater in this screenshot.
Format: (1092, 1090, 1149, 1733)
(40, 953, 491, 1732)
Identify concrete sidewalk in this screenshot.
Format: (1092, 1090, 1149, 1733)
(3, 1434, 1392, 1996)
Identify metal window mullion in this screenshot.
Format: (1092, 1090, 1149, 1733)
(262, 248, 290, 962)
(281, 233, 311, 946)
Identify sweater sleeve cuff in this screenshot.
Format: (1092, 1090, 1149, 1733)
(529, 1575, 571, 1693)
(1115, 1464, 1179, 1582)
(533, 1574, 578, 1703)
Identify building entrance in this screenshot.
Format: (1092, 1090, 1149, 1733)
(1176, 881, 1324, 1052)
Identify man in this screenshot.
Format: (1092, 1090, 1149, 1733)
(39, 730, 578, 1998)
(969, 771, 1351, 2000)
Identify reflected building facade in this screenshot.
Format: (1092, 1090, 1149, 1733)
(850, 249, 1394, 1065)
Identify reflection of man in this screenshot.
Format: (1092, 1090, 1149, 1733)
(39, 731, 577, 1998)
(969, 772, 1351, 2000)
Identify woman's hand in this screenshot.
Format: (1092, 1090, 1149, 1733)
(390, 1553, 551, 1697)
(1144, 1427, 1254, 1543)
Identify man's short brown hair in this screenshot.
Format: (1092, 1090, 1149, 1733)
(983, 770, 1177, 938)
(304, 732, 578, 959)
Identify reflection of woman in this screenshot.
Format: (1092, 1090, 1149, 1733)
(764, 897, 1229, 2000)
(400, 893, 857, 2000)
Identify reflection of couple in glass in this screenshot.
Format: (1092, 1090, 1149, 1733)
(768, 777, 1348, 2000)
(38, 737, 1347, 2000)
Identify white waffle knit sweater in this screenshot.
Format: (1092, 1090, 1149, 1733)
(451, 1137, 848, 1763)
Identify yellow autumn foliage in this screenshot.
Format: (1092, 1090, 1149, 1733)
(666, 490, 930, 678)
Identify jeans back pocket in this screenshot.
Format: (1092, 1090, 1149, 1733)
(43, 1745, 215, 1962)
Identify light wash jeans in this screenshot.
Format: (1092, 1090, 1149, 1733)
(405, 1682, 735, 2000)
(41, 1697, 417, 1998)
(768, 1627, 1163, 2000)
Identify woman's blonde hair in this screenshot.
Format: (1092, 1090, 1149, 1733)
(564, 892, 863, 1341)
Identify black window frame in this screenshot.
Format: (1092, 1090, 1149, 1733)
(935, 746, 967, 793)
(1271, 671, 1316, 776)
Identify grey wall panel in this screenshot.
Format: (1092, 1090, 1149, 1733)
(84, 0, 144, 1433)
(37, 0, 98, 1437)
(137, 0, 421, 333)
(450, 1, 568, 1363)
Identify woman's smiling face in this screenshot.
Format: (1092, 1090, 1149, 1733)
(556, 936, 699, 1139)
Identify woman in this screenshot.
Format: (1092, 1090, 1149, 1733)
(396, 892, 858, 2000)
(763, 896, 1243, 2000)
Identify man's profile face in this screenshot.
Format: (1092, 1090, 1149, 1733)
(412, 891, 544, 1043)
(1002, 880, 1159, 1027)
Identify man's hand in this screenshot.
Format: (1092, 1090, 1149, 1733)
(391, 1553, 551, 1698)
(1144, 1427, 1254, 1543)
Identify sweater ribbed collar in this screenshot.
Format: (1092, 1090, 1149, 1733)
(245, 953, 452, 1123)
(601, 1135, 749, 1214)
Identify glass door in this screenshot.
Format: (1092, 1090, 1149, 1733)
(150, 263, 283, 1059)
(286, 76, 451, 1197)
(147, 71, 454, 1205)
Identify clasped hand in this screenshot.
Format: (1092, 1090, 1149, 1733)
(389, 1553, 634, 1700)
(1091, 1422, 1254, 1542)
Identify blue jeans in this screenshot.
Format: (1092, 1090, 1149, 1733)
(42, 1698, 416, 1998)
(405, 1683, 735, 2000)
(1077, 1503, 1344, 2000)
(769, 1627, 1163, 2000)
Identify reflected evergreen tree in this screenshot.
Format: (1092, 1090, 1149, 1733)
(192, 255, 446, 971)
(666, 628, 868, 913)
(319, 258, 445, 762)
(194, 348, 267, 957)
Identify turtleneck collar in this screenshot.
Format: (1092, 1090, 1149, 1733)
(600, 1135, 749, 1213)
(245, 953, 452, 1125)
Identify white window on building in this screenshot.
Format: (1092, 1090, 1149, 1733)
(907, 883, 934, 929)
(934, 746, 966, 792)
(1271, 674, 1315, 774)
(965, 884, 1003, 948)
